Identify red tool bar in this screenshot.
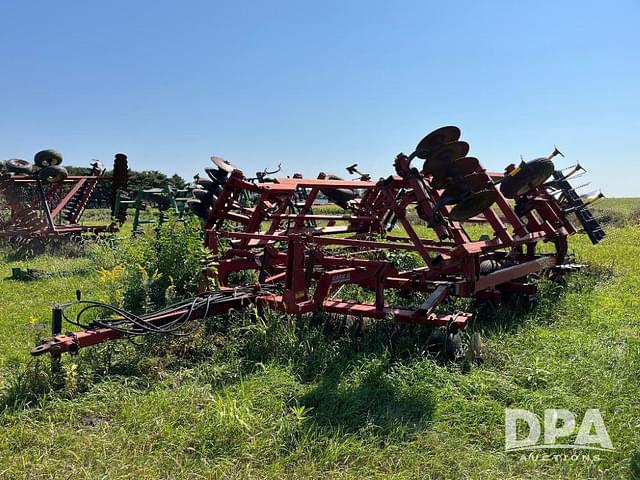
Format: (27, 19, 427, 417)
(223, 231, 435, 253)
(272, 178, 380, 187)
(31, 292, 257, 356)
(261, 179, 378, 190)
(257, 294, 472, 328)
(322, 299, 472, 327)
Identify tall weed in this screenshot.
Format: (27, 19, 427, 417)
(91, 214, 204, 313)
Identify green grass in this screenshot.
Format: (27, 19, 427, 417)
(591, 197, 640, 214)
(1, 200, 639, 479)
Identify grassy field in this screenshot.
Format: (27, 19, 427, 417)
(0, 198, 639, 479)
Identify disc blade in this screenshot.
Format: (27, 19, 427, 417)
(205, 167, 228, 183)
(211, 156, 238, 174)
(450, 156, 480, 177)
(449, 189, 498, 221)
(459, 173, 490, 193)
(193, 189, 213, 204)
(438, 190, 463, 205)
(425, 156, 480, 187)
(429, 174, 451, 190)
(423, 141, 470, 173)
(414, 126, 461, 159)
(197, 178, 223, 196)
(499, 158, 555, 198)
(188, 201, 210, 219)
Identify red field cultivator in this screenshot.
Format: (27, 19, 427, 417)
(32, 126, 605, 358)
(0, 151, 128, 246)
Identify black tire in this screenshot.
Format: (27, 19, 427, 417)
(38, 165, 68, 184)
(34, 149, 63, 167)
(320, 174, 356, 208)
(426, 327, 458, 360)
(479, 259, 503, 275)
(500, 158, 554, 199)
(6, 159, 32, 174)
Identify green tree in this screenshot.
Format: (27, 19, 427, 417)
(168, 173, 187, 189)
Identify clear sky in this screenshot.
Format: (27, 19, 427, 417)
(1, 1, 638, 196)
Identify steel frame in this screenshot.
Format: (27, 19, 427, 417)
(200, 154, 590, 333)
(32, 134, 603, 357)
(0, 173, 117, 239)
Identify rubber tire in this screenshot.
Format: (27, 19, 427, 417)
(6, 159, 32, 174)
(426, 327, 458, 360)
(479, 259, 503, 275)
(320, 174, 356, 208)
(38, 165, 68, 184)
(500, 158, 554, 199)
(34, 149, 63, 167)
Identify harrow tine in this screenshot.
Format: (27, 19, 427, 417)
(579, 189, 599, 199)
(547, 145, 565, 160)
(544, 171, 586, 189)
(559, 162, 584, 173)
(563, 163, 586, 179)
(572, 181, 592, 191)
(584, 192, 605, 206)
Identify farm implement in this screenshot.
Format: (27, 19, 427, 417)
(32, 126, 605, 358)
(113, 185, 194, 235)
(0, 151, 129, 246)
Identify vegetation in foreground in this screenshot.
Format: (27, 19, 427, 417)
(0, 199, 638, 479)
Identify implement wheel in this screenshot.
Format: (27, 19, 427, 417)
(34, 149, 63, 167)
(38, 165, 68, 184)
(6, 159, 32, 174)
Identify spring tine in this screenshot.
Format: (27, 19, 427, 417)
(546, 171, 587, 190)
(572, 181, 591, 191)
(567, 170, 586, 181)
(547, 146, 565, 160)
(584, 192, 605, 205)
(579, 189, 599, 199)
(559, 162, 583, 172)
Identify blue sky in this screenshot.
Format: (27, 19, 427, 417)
(1, 1, 638, 196)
